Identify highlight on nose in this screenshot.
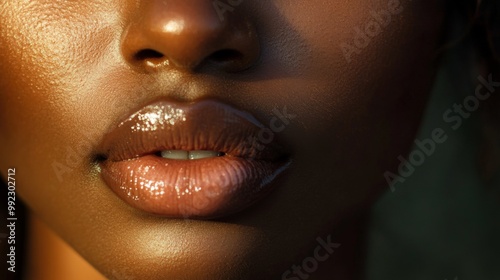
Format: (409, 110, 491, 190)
(120, 0, 260, 73)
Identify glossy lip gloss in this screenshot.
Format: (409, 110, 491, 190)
(98, 100, 291, 219)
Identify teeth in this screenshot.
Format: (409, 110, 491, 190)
(161, 150, 222, 160)
(161, 150, 189, 160)
(188, 150, 220, 160)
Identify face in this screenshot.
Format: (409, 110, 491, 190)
(0, 1, 445, 279)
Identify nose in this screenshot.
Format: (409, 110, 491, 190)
(121, 0, 260, 73)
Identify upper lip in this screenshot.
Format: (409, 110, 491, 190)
(98, 99, 287, 162)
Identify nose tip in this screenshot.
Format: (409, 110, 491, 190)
(121, 1, 260, 73)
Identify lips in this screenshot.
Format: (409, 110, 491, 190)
(98, 100, 291, 219)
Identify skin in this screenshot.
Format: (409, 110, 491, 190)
(0, 1, 446, 279)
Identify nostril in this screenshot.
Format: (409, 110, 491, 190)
(209, 49, 243, 63)
(134, 49, 165, 61)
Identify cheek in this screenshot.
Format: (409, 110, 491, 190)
(260, 0, 445, 197)
(0, 3, 119, 212)
(271, 0, 445, 129)
(0, 2, 120, 112)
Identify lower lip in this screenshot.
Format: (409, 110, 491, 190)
(100, 155, 290, 219)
